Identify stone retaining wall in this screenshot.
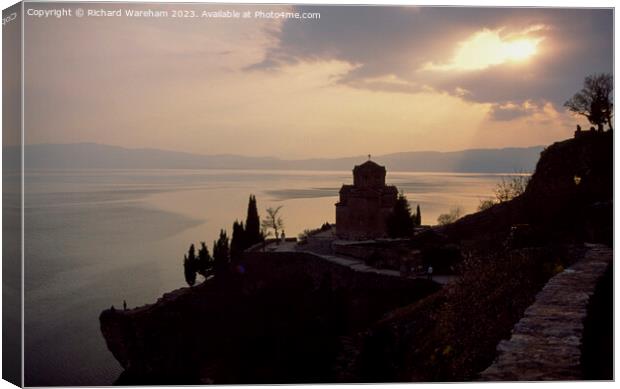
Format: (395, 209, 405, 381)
(479, 244, 612, 381)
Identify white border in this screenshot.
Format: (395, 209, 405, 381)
(0, 1, 616, 389)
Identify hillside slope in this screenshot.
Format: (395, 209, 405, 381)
(348, 130, 613, 382)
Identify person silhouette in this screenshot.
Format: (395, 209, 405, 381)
(123, 300, 127, 310)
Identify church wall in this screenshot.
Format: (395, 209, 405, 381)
(335, 161, 398, 240)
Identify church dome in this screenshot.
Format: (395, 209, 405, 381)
(353, 160, 386, 188)
(354, 160, 384, 172)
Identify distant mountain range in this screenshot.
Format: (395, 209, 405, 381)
(5, 143, 545, 173)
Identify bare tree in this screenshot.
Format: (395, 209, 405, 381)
(437, 206, 464, 226)
(478, 198, 496, 212)
(564, 73, 613, 131)
(261, 206, 284, 240)
(494, 174, 530, 203)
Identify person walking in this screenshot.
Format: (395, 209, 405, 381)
(427, 265, 433, 280)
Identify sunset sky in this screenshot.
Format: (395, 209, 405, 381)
(23, 4, 613, 158)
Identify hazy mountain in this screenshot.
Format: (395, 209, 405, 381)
(6, 143, 545, 173)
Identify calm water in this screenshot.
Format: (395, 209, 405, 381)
(24, 169, 505, 386)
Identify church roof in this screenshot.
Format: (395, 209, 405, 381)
(354, 160, 385, 171)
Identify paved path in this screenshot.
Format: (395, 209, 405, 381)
(264, 241, 454, 285)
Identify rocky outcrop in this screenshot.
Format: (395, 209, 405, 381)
(442, 131, 613, 246)
(100, 251, 440, 384)
(479, 244, 612, 380)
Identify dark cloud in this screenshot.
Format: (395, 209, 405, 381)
(249, 6, 613, 110)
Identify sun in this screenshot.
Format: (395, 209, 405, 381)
(503, 39, 539, 61)
(423, 28, 545, 72)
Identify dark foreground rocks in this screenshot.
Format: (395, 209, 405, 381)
(100, 252, 439, 384)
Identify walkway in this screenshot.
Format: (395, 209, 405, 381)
(479, 244, 612, 381)
(264, 240, 454, 285)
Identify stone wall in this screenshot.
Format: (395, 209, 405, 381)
(332, 240, 422, 271)
(297, 234, 335, 255)
(100, 251, 440, 383)
(244, 251, 429, 291)
(479, 244, 612, 381)
(336, 195, 393, 240)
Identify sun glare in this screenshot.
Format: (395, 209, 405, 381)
(423, 28, 544, 72)
(504, 39, 539, 61)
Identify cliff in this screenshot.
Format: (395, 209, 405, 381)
(100, 252, 439, 384)
(440, 130, 612, 246)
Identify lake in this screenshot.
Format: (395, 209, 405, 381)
(23, 168, 506, 386)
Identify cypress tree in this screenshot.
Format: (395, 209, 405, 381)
(415, 204, 422, 226)
(230, 220, 246, 262)
(183, 253, 196, 287)
(386, 194, 414, 238)
(196, 241, 213, 277)
(245, 195, 261, 247)
(188, 243, 196, 264)
(213, 229, 230, 274)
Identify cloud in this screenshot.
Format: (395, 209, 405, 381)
(21, 4, 600, 157)
(421, 27, 546, 72)
(488, 101, 541, 121)
(249, 6, 613, 110)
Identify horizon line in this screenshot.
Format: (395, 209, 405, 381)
(17, 141, 548, 161)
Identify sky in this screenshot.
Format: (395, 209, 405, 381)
(22, 3, 613, 158)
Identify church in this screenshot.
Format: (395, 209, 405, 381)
(335, 159, 398, 240)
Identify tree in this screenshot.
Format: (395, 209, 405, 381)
(261, 206, 284, 240)
(386, 193, 414, 238)
(494, 175, 530, 203)
(183, 244, 198, 286)
(230, 220, 246, 262)
(415, 204, 422, 226)
(437, 206, 464, 226)
(196, 241, 213, 278)
(245, 195, 262, 246)
(213, 229, 230, 274)
(183, 254, 196, 286)
(564, 73, 613, 131)
(188, 243, 196, 264)
(478, 198, 497, 212)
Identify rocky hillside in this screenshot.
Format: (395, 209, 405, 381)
(344, 130, 612, 382)
(441, 130, 612, 246)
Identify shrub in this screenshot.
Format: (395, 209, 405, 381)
(477, 198, 497, 212)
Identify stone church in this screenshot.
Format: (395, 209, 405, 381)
(335, 160, 398, 240)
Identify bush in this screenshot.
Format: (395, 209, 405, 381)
(477, 198, 496, 212)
